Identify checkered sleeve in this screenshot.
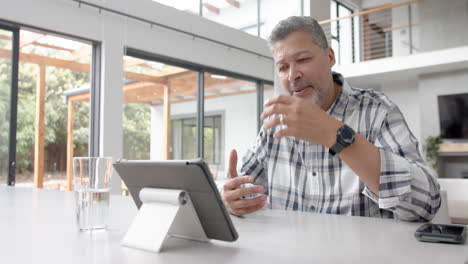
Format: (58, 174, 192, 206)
(239, 126, 270, 193)
(362, 105, 441, 221)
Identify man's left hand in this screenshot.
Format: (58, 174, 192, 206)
(260, 95, 342, 147)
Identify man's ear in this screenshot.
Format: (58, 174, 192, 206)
(327, 47, 336, 67)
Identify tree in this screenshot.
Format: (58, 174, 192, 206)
(0, 57, 11, 178)
(1, 43, 152, 183)
(13, 61, 90, 175)
(123, 103, 151, 160)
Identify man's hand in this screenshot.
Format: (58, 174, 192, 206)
(260, 95, 342, 148)
(221, 149, 267, 216)
(262, 95, 381, 195)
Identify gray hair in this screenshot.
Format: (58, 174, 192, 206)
(268, 16, 329, 50)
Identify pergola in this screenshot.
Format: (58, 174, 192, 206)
(0, 30, 259, 190)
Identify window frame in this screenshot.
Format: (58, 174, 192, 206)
(0, 19, 101, 187)
(170, 111, 224, 164)
(0, 21, 19, 186)
(125, 47, 273, 160)
(331, 0, 356, 64)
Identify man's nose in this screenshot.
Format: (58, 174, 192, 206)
(288, 65, 302, 83)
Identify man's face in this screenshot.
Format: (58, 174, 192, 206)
(272, 31, 336, 107)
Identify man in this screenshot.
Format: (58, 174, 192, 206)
(221, 16, 440, 221)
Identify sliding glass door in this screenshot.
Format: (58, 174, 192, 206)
(0, 25, 19, 186)
(0, 22, 96, 190)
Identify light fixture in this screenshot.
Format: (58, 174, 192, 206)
(211, 74, 227, 79)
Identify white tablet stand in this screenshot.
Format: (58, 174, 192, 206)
(122, 188, 209, 253)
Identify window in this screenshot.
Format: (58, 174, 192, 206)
(151, 0, 200, 15)
(152, 0, 306, 38)
(202, 0, 259, 37)
(203, 72, 257, 179)
(260, 0, 303, 39)
(331, 0, 357, 65)
(12, 29, 93, 190)
(0, 28, 14, 185)
(124, 49, 272, 181)
(171, 114, 222, 164)
(361, 6, 392, 61)
(122, 54, 197, 161)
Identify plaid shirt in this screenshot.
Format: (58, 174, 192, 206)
(240, 73, 440, 221)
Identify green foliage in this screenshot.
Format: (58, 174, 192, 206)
(15, 63, 39, 173)
(1, 60, 90, 174)
(1, 48, 151, 176)
(123, 103, 151, 160)
(45, 66, 89, 146)
(0, 59, 12, 173)
(424, 135, 442, 170)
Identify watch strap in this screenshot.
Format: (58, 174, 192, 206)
(329, 142, 345, 156)
(329, 125, 355, 156)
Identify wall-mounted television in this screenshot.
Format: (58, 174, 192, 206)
(438, 93, 468, 139)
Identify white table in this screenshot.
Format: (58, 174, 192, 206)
(1, 186, 467, 264)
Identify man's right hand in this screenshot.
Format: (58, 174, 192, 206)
(221, 149, 267, 216)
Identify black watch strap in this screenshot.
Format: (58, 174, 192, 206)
(329, 143, 345, 156)
(329, 125, 355, 156)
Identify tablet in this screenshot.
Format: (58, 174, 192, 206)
(113, 159, 238, 242)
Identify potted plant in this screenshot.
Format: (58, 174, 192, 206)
(424, 135, 442, 170)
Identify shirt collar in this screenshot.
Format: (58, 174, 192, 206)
(327, 72, 351, 119)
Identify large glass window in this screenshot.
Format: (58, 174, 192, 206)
(0, 29, 13, 185)
(203, 72, 257, 179)
(202, 0, 259, 36)
(151, 0, 306, 38)
(330, 0, 356, 65)
(123, 50, 272, 182)
(151, 0, 200, 15)
(171, 114, 222, 164)
(13, 29, 92, 190)
(361, 6, 392, 61)
(260, 0, 303, 39)
(122, 54, 197, 161)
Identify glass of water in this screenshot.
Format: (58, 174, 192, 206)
(73, 157, 113, 231)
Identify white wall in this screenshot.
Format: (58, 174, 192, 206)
(1, 0, 273, 193)
(358, 68, 468, 160)
(418, 69, 468, 178)
(361, 0, 390, 9)
(418, 69, 468, 141)
(308, 0, 332, 21)
(391, 0, 468, 57)
(418, 0, 468, 52)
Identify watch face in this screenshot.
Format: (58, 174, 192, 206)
(340, 125, 355, 144)
(342, 128, 353, 138)
(330, 125, 355, 156)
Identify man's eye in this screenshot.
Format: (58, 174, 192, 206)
(279, 66, 288, 72)
(298, 58, 310, 63)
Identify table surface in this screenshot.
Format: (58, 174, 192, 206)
(1, 186, 467, 264)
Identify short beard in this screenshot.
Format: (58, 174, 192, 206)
(289, 80, 330, 108)
(312, 83, 330, 108)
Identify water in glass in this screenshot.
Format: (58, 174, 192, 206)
(76, 188, 110, 230)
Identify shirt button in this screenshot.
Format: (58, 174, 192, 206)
(312, 172, 317, 176)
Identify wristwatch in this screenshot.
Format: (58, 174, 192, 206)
(329, 124, 356, 156)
